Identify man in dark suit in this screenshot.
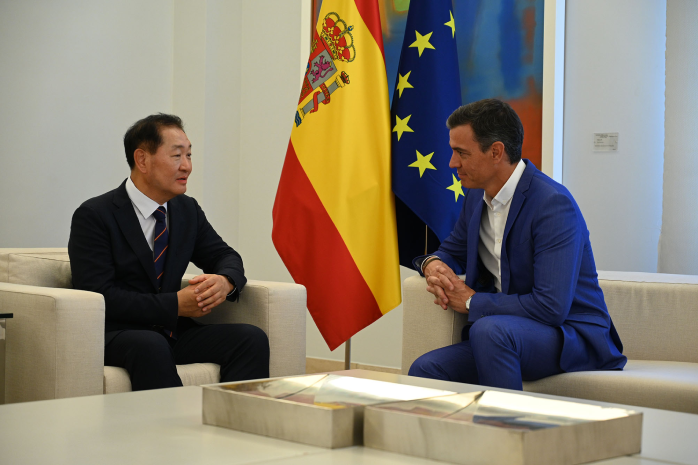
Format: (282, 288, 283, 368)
(409, 99, 626, 390)
(68, 113, 269, 390)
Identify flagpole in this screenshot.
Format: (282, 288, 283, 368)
(344, 337, 352, 370)
(424, 225, 429, 255)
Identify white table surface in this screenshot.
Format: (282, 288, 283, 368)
(1, 369, 696, 465)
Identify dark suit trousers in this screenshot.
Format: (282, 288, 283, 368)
(105, 321, 270, 391)
(408, 315, 564, 390)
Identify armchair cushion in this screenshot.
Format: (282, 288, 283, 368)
(523, 360, 698, 413)
(104, 363, 220, 394)
(0, 248, 72, 289)
(594, 271, 698, 363)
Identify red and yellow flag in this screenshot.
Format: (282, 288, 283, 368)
(272, 0, 401, 350)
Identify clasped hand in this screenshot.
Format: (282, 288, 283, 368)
(424, 261, 475, 314)
(177, 274, 233, 317)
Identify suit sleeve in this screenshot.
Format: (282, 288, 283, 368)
(468, 192, 583, 327)
(188, 200, 246, 301)
(68, 205, 179, 330)
(413, 190, 471, 276)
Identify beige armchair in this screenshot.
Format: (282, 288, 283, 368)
(0, 248, 307, 403)
(401, 272, 698, 414)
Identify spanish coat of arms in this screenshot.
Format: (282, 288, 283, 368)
(295, 12, 356, 127)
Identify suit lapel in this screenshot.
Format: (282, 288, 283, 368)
(112, 182, 158, 290)
(501, 160, 534, 292)
(465, 194, 484, 288)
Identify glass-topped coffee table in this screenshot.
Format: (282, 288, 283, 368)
(0, 369, 696, 464)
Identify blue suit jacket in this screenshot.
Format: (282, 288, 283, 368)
(414, 160, 626, 372)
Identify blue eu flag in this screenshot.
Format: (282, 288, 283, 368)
(391, 0, 463, 266)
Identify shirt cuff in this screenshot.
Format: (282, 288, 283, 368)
(221, 275, 238, 297)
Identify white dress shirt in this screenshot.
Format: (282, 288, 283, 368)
(125, 177, 168, 253)
(478, 160, 526, 292)
(124, 178, 237, 297)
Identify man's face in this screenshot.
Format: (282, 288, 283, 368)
(448, 124, 496, 191)
(142, 126, 192, 203)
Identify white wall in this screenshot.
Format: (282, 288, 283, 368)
(657, 0, 698, 275)
(237, 0, 301, 284)
(0, 0, 174, 247)
(562, 0, 666, 272)
(0, 0, 245, 250)
(173, 0, 243, 246)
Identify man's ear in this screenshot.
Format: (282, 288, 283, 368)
(490, 141, 506, 164)
(133, 148, 148, 174)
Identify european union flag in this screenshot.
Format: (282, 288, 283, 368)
(391, 0, 463, 267)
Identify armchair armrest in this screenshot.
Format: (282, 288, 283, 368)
(401, 275, 468, 374)
(0, 283, 104, 403)
(180, 275, 307, 377)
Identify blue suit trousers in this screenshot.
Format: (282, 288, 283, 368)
(408, 315, 564, 390)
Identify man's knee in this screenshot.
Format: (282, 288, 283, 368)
(104, 330, 175, 372)
(120, 330, 175, 365)
(106, 330, 180, 390)
(408, 352, 448, 380)
(469, 316, 516, 349)
(215, 324, 270, 366)
(237, 324, 270, 356)
(216, 324, 270, 382)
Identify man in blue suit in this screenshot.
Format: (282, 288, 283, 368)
(409, 99, 626, 390)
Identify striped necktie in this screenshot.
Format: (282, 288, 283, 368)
(153, 206, 168, 291)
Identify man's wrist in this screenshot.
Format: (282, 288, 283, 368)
(221, 275, 236, 297)
(421, 256, 442, 275)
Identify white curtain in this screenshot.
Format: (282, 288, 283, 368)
(562, 0, 666, 273)
(657, 0, 698, 274)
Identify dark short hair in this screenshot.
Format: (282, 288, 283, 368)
(123, 113, 184, 169)
(446, 99, 524, 164)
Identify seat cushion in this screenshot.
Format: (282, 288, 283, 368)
(523, 359, 698, 414)
(103, 363, 221, 394)
(0, 248, 72, 288)
(598, 271, 698, 363)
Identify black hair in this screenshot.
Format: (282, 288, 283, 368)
(123, 113, 184, 169)
(446, 99, 524, 163)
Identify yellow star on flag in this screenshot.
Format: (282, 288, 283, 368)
(409, 30, 435, 57)
(408, 150, 436, 177)
(396, 71, 414, 98)
(393, 114, 414, 141)
(446, 174, 464, 201)
(445, 11, 456, 38)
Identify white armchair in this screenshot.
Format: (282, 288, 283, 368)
(0, 248, 307, 403)
(401, 273, 698, 414)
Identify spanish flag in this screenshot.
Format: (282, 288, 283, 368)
(272, 0, 401, 350)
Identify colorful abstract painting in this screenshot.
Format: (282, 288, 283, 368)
(313, 0, 544, 167)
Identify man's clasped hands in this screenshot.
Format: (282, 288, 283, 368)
(423, 260, 476, 314)
(177, 274, 234, 317)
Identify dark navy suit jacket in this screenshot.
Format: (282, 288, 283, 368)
(68, 180, 246, 344)
(415, 160, 626, 372)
